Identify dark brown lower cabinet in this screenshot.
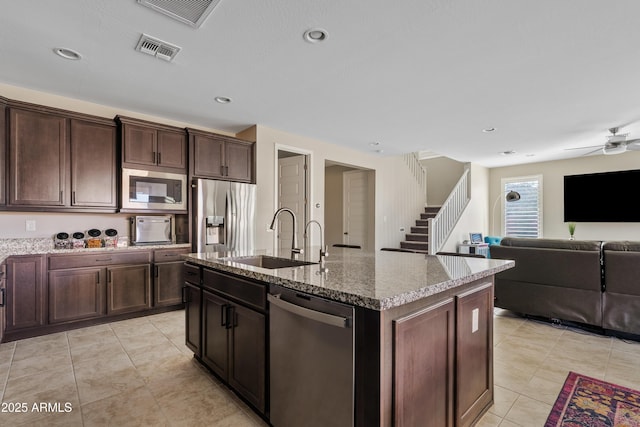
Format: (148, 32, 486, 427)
(48, 267, 105, 324)
(184, 281, 202, 356)
(107, 264, 151, 315)
(201, 289, 266, 412)
(154, 261, 185, 307)
(394, 299, 455, 427)
(456, 283, 494, 427)
(0, 263, 7, 343)
(5, 255, 46, 331)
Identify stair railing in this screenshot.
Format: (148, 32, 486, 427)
(428, 166, 470, 254)
(403, 152, 427, 205)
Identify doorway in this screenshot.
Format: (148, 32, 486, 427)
(324, 162, 375, 251)
(275, 147, 310, 254)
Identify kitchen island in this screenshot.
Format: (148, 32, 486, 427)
(183, 248, 514, 427)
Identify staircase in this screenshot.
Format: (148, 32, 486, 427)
(400, 206, 440, 253)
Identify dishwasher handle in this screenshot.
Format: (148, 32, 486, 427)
(268, 294, 351, 328)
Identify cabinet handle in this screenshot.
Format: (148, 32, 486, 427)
(96, 258, 112, 262)
(0, 288, 5, 307)
(107, 270, 112, 283)
(225, 306, 235, 329)
(225, 165, 229, 176)
(182, 286, 189, 303)
(220, 165, 225, 176)
(154, 265, 159, 277)
(72, 191, 76, 205)
(221, 304, 228, 327)
(152, 151, 157, 164)
(157, 152, 161, 165)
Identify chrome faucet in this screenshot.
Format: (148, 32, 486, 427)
(304, 220, 329, 263)
(269, 208, 303, 259)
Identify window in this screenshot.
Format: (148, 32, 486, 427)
(502, 175, 542, 238)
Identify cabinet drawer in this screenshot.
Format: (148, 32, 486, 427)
(203, 269, 266, 311)
(154, 247, 190, 263)
(49, 251, 151, 270)
(184, 263, 201, 285)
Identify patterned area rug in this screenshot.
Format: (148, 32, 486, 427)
(545, 371, 640, 426)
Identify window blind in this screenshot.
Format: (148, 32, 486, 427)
(504, 177, 541, 238)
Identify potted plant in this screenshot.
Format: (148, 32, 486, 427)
(567, 222, 577, 240)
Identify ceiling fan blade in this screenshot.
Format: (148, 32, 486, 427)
(565, 145, 602, 151)
(582, 147, 604, 156)
(625, 139, 640, 151)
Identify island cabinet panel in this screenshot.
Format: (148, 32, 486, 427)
(48, 267, 106, 324)
(184, 280, 202, 356)
(455, 283, 494, 427)
(118, 116, 187, 173)
(189, 129, 255, 183)
(5, 255, 46, 331)
(106, 264, 151, 315)
(193, 267, 266, 414)
(394, 298, 455, 427)
(70, 119, 117, 208)
(9, 108, 67, 206)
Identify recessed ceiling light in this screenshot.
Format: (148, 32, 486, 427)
(369, 141, 380, 146)
(53, 47, 82, 60)
(482, 127, 496, 133)
(501, 150, 516, 156)
(303, 28, 328, 43)
(214, 96, 232, 104)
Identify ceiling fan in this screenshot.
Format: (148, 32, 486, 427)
(567, 127, 640, 155)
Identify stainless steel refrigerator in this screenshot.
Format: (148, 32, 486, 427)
(192, 179, 256, 253)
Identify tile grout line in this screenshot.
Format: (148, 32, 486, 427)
(65, 331, 85, 426)
(0, 342, 16, 403)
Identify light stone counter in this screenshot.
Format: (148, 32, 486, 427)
(0, 238, 191, 264)
(183, 248, 514, 310)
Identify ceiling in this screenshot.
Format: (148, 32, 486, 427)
(2, 0, 640, 167)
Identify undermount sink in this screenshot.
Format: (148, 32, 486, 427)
(223, 255, 317, 269)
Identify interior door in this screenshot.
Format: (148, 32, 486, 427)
(277, 154, 307, 254)
(343, 170, 369, 248)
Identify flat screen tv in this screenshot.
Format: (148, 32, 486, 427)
(564, 169, 640, 222)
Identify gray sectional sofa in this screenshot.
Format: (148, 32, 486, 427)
(490, 237, 640, 337)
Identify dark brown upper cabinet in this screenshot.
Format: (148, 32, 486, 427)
(7, 101, 117, 212)
(188, 128, 255, 183)
(117, 116, 187, 173)
(0, 97, 7, 206)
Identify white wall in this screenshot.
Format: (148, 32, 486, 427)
(489, 152, 640, 240)
(421, 157, 465, 206)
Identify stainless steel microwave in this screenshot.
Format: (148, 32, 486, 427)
(121, 168, 187, 211)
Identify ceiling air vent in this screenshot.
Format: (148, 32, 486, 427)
(135, 34, 181, 62)
(137, 0, 222, 28)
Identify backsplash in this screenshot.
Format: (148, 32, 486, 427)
(0, 212, 131, 239)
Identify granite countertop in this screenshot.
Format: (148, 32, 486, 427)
(183, 248, 514, 310)
(0, 238, 191, 264)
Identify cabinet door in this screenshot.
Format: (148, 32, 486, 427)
(9, 108, 67, 206)
(201, 290, 229, 379)
(456, 283, 494, 427)
(122, 123, 157, 168)
(5, 255, 46, 330)
(107, 264, 151, 315)
(184, 282, 201, 355)
(157, 130, 187, 171)
(225, 140, 254, 183)
(70, 119, 117, 207)
(48, 267, 106, 323)
(394, 298, 455, 427)
(192, 134, 224, 178)
(229, 303, 266, 412)
(0, 101, 6, 206)
(0, 264, 7, 343)
(154, 261, 184, 307)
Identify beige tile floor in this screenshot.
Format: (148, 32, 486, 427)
(1, 308, 639, 426)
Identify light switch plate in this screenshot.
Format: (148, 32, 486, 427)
(25, 220, 36, 232)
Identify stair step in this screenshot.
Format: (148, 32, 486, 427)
(424, 206, 441, 214)
(415, 219, 429, 226)
(420, 212, 437, 220)
(405, 233, 428, 242)
(401, 241, 429, 251)
(410, 226, 429, 234)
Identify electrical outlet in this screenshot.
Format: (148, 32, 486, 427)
(26, 220, 36, 232)
(399, 227, 405, 232)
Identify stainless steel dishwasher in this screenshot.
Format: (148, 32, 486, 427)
(268, 284, 354, 427)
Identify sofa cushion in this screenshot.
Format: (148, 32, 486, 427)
(602, 241, 640, 334)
